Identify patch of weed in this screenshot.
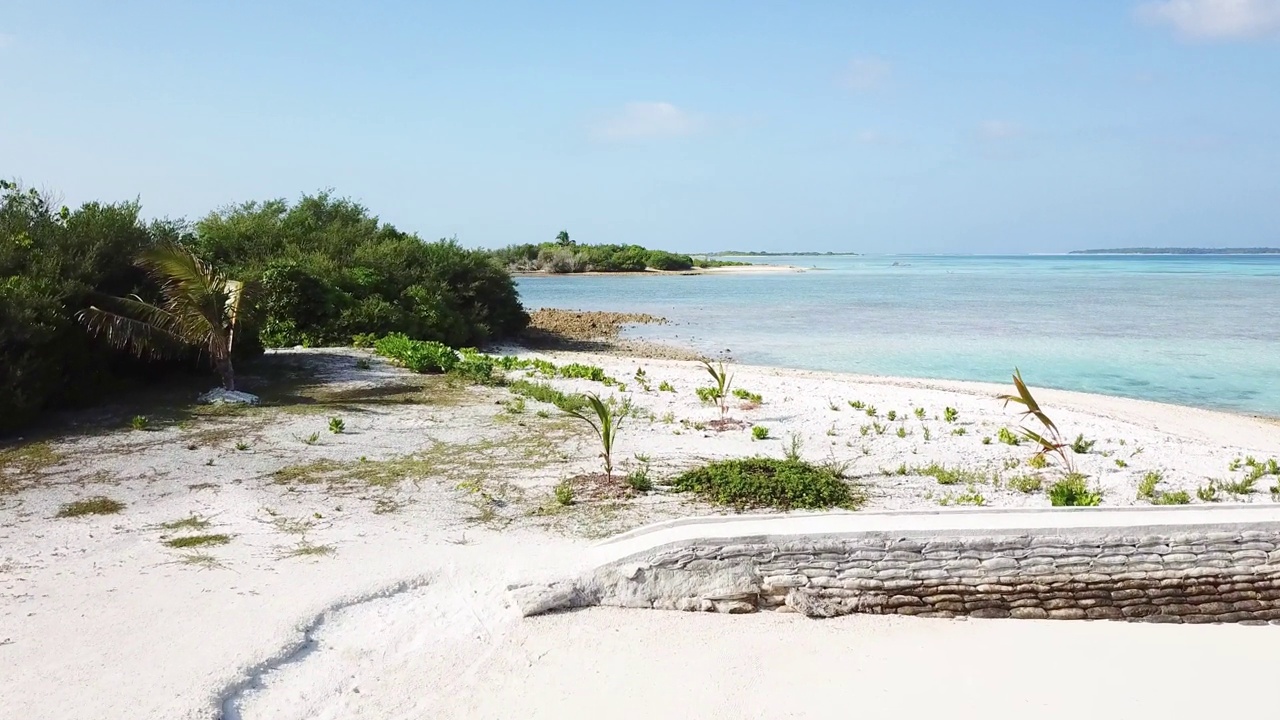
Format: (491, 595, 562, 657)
(163, 533, 231, 549)
(671, 457, 863, 511)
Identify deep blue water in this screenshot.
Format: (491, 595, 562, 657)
(515, 255, 1280, 416)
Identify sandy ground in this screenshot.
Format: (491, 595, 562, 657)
(238, 607, 1278, 720)
(2, 347, 1279, 719)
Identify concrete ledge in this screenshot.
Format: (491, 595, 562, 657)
(514, 506, 1280, 624)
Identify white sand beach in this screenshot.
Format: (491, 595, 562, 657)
(3, 348, 1279, 719)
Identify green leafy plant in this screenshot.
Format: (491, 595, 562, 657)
(1008, 474, 1043, 493)
(922, 427, 932, 441)
(77, 242, 253, 391)
(1071, 434, 1096, 454)
(865, 405, 878, 417)
(1048, 473, 1101, 506)
(328, 416, 345, 434)
(733, 388, 763, 404)
(1028, 454, 1048, 469)
(373, 334, 458, 374)
(981, 436, 992, 445)
(302, 432, 320, 446)
(130, 415, 150, 431)
(849, 400, 865, 410)
(873, 422, 886, 435)
(997, 427, 1021, 446)
(1218, 475, 1258, 495)
(951, 427, 967, 436)
(886, 410, 897, 422)
(1137, 470, 1162, 500)
(827, 424, 838, 437)
(695, 386, 719, 405)
(913, 463, 984, 486)
(939, 488, 986, 506)
(699, 359, 734, 418)
(563, 392, 625, 478)
(895, 426, 907, 439)
(943, 407, 959, 423)
(752, 425, 770, 440)
(658, 381, 675, 392)
(671, 457, 862, 510)
(1153, 490, 1191, 505)
(1114, 458, 1128, 468)
(1197, 482, 1221, 502)
(1228, 457, 1242, 472)
(626, 456, 653, 492)
(553, 480, 575, 506)
(234, 441, 250, 451)
(914, 407, 926, 420)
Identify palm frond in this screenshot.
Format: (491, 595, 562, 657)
(76, 306, 185, 359)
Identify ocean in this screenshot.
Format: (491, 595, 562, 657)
(514, 255, 1280, 417)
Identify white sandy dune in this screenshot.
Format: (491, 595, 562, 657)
(2, 348, 1279, 719)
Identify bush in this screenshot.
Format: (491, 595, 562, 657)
(192, 192, 527, 348)
(1048, 473, 1102, 507)
(0, 181, 199, 435)
(373, 334, 457, 373)
(671, 457, 862, 510)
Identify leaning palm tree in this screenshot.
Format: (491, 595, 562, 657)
(77, 243, 252, 391)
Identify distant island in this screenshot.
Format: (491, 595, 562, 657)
(1070, 247, 1280, 255)
(491, 232, 749, 273)
(703, 251, 861, 257)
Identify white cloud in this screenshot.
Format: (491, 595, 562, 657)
(843, 57, 891, 91)
(977, 120, 1021, 140)
(1136, 0, 1280, 39)
(591, 102, 703, 141)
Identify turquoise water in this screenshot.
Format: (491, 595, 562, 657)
(515, 255, 1280, 416)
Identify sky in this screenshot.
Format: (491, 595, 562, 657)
(2, 0, 1279, 253)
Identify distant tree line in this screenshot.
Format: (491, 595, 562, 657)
(1069, 247, 1280, 255)
(1, 181, 526, 435)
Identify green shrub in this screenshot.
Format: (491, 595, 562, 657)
(1153, 490, 1191, 505)
(508, 380, 586, 412)
(943, 407, 959, 423)
(372, 334, 457, 373)
(130, 415, 150, 431)
(733, 388, 763, 404)
(1071, 434, 1096, 454)
(886, 410, 897, 421)
(1008, 475, 1043, 493)
(1137, 470, 1162, 500)
(194, 193, 527, 349)
(658, 381, 675, 392)
(671, 458, 862, 510)
(997, 427, 1021, 446)
(553, 480, 574, 506)
(913, 407, 926, 420)
(1, 181, 200, 435)
(1197, 482, 1221, 502)
(328, 417, 345, 434)
(1048, 474, 1101, 507)
(1028, 454, 1048, 469)
(752, 425, 770, 440)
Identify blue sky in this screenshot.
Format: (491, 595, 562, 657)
(3, 0, 1278, 253)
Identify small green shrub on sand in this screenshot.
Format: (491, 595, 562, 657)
(163, 533, 231, 549)
(328, 416, 345, 434)
(752, 425, 770, 440)
(1153, 490, 1191, 505)
(943, 407, 959, 423)
(1071, 434, 1096, 454)
(671, 458, 862, 511)
(1137, 470, 1162, 500)
(658, 381, 675, 392)
(131, 415, 150, 431)
(733, 388, 763, 404)
(997, 427, 1021, 446)
(1048, 474, 1101, 507)
(57, 496, 125, 517)
(1008, 475, 1043, 493)
(554, 480, 575, 506)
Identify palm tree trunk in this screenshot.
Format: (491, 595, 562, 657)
(216, 357, 236, 391)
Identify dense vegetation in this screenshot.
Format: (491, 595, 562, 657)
(1, 182, 527, 435)
(192, 193, 526, 348)
(671, 457, 862, 510)
(489, 231, 745, 272)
